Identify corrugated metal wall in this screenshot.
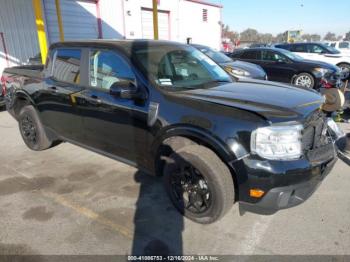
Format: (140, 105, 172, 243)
(0, 0, 39, 74)
(43, 0, 99, 44)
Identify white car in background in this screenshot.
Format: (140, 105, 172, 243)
(324, 41, 350, 55)
(275, 42, 350, 78)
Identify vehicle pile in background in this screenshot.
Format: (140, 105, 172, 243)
(224, 41, 350, 114)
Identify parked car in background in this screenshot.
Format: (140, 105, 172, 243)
(275, 42, 350, 78)
(191, 44, 267, 80)
(249, 43, 270, 48)
(228, 47, 342, 89)
(2, 40, 344, 223)
(324, 41, 350, 55)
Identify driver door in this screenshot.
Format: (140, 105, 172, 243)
(260, 50, 295, 83)
(75, 49, 149, 164)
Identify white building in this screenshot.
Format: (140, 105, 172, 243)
(0, 0, 222, 74)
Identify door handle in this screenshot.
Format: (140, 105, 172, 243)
(89, 95, 102, 105)
(48, 86, 57, 92)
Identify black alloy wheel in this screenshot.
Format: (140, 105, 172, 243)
(170, 162, 212, 214)
(20, 114, 38, 147)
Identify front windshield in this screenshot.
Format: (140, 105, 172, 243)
(198, 47, 232, 64)
(133, 46, 232, 91)
(322, 44, 341, 54)
(278, 48, 304, 61)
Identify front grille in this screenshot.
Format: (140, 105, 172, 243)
(302, 111, 334, 163)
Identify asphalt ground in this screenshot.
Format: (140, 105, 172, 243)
(0, 110, 350, 258)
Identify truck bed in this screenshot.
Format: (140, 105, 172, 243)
(3, 65, 44, 79)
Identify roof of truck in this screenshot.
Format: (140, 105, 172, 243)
(50, 39, 186, 50)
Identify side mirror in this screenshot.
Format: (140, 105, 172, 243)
(110, 81, 140, 99)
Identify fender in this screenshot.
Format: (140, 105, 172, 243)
(151, 125, 247, 163)
(9, 89, 38, 118)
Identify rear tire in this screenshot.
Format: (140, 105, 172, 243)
(18, 105, 54, 151)
(163, 144, 235, 224)
(293, 73, 315, 89)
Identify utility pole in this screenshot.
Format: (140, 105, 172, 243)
(152, 0, 159, 40)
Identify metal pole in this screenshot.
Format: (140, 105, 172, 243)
(152, 0, 159, 40)
(55, 0, 64, 41)
(32, 0, 48, 64)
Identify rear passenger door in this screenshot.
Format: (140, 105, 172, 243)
(37, 48, 85, 141)
(239, 50, 261, 65)
(289, 44, 310, 59)
(260, 50, 295, 83)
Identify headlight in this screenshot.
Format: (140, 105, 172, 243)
(231, 68, 251, 77)
(251, 124, 303, 160)
(314, 68, 330, 76)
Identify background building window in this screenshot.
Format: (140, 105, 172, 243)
(202, 9, 208, 22)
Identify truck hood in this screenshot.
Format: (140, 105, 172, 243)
(176, 79, 324, 123)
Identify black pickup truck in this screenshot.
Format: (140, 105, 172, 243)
(1, 40, 345, 223)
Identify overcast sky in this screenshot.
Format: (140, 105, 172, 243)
(215, 0, 350, 37)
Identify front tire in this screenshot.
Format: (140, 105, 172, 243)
(18, 105, 53, 151)
(293, 73, 315, 89)
(163, 144, 235, 224)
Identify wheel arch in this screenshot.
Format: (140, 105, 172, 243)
(152, 125, 241, 201)
(11, 90, 37, 118)
(336, 62, 350, 67)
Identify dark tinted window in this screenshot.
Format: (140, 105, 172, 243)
(241, 50, 259, 60)
(339, 42, 349, 49)
(89, 50, 135, 90)
(261, 51, 288, 62)
(307, 44, 326, 54)
(52, 49, 81, 84)
(229, 51, 243, 59)
(290, 44, 307, 53)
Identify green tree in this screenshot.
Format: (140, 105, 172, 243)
(344, 31, 350, 41)
(240, 28, 259, 42)
(221, 24, 239, 42)
(302, 34, 321, 42)
(324, 32, 337, 41)
(258, 33, 274, 44)
(273, 32, 287, 43)
(310, 34, 321, 42)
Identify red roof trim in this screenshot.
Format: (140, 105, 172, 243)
(184, 0, 223, 8)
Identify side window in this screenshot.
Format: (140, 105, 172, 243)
(339, 42, 349, 49)
(229, 51, 243, 59)
(89, 50, 135, 90)
(52, 49, 81, 84)
(307, 44, 325, 54)
(262, 51, 287, 62)
(241, 51, 258, 60)
(290, 44, 307, 53)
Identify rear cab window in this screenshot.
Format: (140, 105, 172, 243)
(51, 48, 82, 84)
